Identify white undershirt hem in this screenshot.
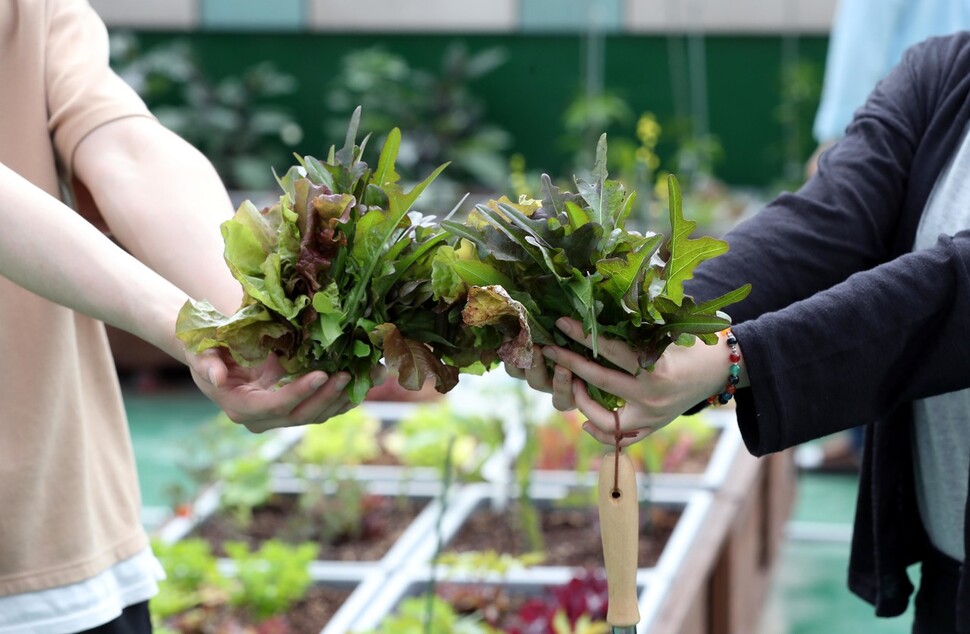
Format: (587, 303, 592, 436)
(0, 547, 164, 634)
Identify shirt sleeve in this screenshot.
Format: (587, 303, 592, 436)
(45, 0, 153, 172)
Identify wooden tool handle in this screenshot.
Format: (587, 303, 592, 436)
(598, 451, 640, 628)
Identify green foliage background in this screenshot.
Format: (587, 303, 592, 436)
(118, 31, 826, 188)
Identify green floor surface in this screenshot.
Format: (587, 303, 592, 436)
(125, 388, 219, 515)
(760, 540, 917, 634)
(759, 466, 917, 634)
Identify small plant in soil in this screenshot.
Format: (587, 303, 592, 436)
(151, 538, 320, 633)
(355, 594, 500, 634)
(217, 451, 274, 529)
(383, 401, 504, 479)
(357, 570, 610, 634)
(292, 407, 382, 469)
(167, 413, 266, 515)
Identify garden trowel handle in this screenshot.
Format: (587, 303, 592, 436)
(598, 451, 640, 631)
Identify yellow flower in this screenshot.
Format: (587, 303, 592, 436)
(636, 113, 661, 147)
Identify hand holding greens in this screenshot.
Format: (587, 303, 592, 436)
(177, 108, 454, 403)
(177, 110, 750, 409)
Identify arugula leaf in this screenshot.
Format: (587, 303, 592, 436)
(662, 174, 730, 306)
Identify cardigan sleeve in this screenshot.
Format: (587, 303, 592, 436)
(733, 231, 970, 455)
(687, 35, 938, 323)
(684, 35, 970, 455)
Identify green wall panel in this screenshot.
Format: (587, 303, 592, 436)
(128, 31, 827, 188)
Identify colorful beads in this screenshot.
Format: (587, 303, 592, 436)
(708, 328, 741, 407)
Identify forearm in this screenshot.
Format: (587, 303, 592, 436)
(73, 117, 242, 314)
(0, 162, 188, 359)
(733, 231, 970, 455)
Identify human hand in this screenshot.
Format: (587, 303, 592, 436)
(185, 348, 383, 433)
(502, 345, 578, 412)
(540, 318, 738, 447)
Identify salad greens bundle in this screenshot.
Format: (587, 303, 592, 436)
(177, 111, 749, 409)
(432, 134, 750, 407)
(176, 108, 461, 403)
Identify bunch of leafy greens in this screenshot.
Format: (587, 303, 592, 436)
(177, 111, 749, 411)
(431, 134, 750, 408)
(176, 108, 464, 404)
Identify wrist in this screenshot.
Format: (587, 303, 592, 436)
(136, 288, 192, 363)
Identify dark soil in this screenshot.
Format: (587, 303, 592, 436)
(193, 491, 426, 561)
(287, 585, 355, 632)
(445, 501, 681, 569)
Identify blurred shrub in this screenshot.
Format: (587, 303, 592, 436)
(110, 34, 304, 190)
(325, 44, 513, 193)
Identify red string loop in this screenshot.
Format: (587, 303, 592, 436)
(611, 410, 638, 494)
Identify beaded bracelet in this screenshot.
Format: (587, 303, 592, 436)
(707, 328, 741, 406)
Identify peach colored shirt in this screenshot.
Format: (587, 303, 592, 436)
(0, 0, 153, 595)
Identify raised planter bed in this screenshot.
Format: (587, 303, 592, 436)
(321, 482, 714, 633)
(345, 562, 672, 633)
(437, 483, 697, 572)
(155, 579, 358, 633)
(189, 478, 448, 569)
(151, 396, 794, 634)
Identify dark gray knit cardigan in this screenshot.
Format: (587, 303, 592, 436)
(686, 31, 970, 631)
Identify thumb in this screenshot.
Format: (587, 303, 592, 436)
(191, 350, 228, 388)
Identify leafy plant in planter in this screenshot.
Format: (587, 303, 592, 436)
(224, 540, 319, 622)
(292, 407, 383, 468)
(165, 413, 267, 516)
(357, 571, 610, 634)
(532, 409, 601, 473)
(151, 538, 319, 633)
(174, 413, 266, 486)
(216, 452, 274, 529)
(150, 539, 229, 630)
(507, 570, 611, 634)
(625, 411, 718, 474)
(383, 401, 504, 479)
(286, 478, 379, 546)
(356, 595, 500, 634)
(166, 412, 275, 528)
(189, 408, 423, 560)
(532, 408, 718, 476)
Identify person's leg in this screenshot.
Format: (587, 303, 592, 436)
(911, 547, 961, 634)
(76, 601, 152, 634)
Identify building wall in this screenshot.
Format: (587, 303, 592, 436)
(89, 0, 838, 34)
